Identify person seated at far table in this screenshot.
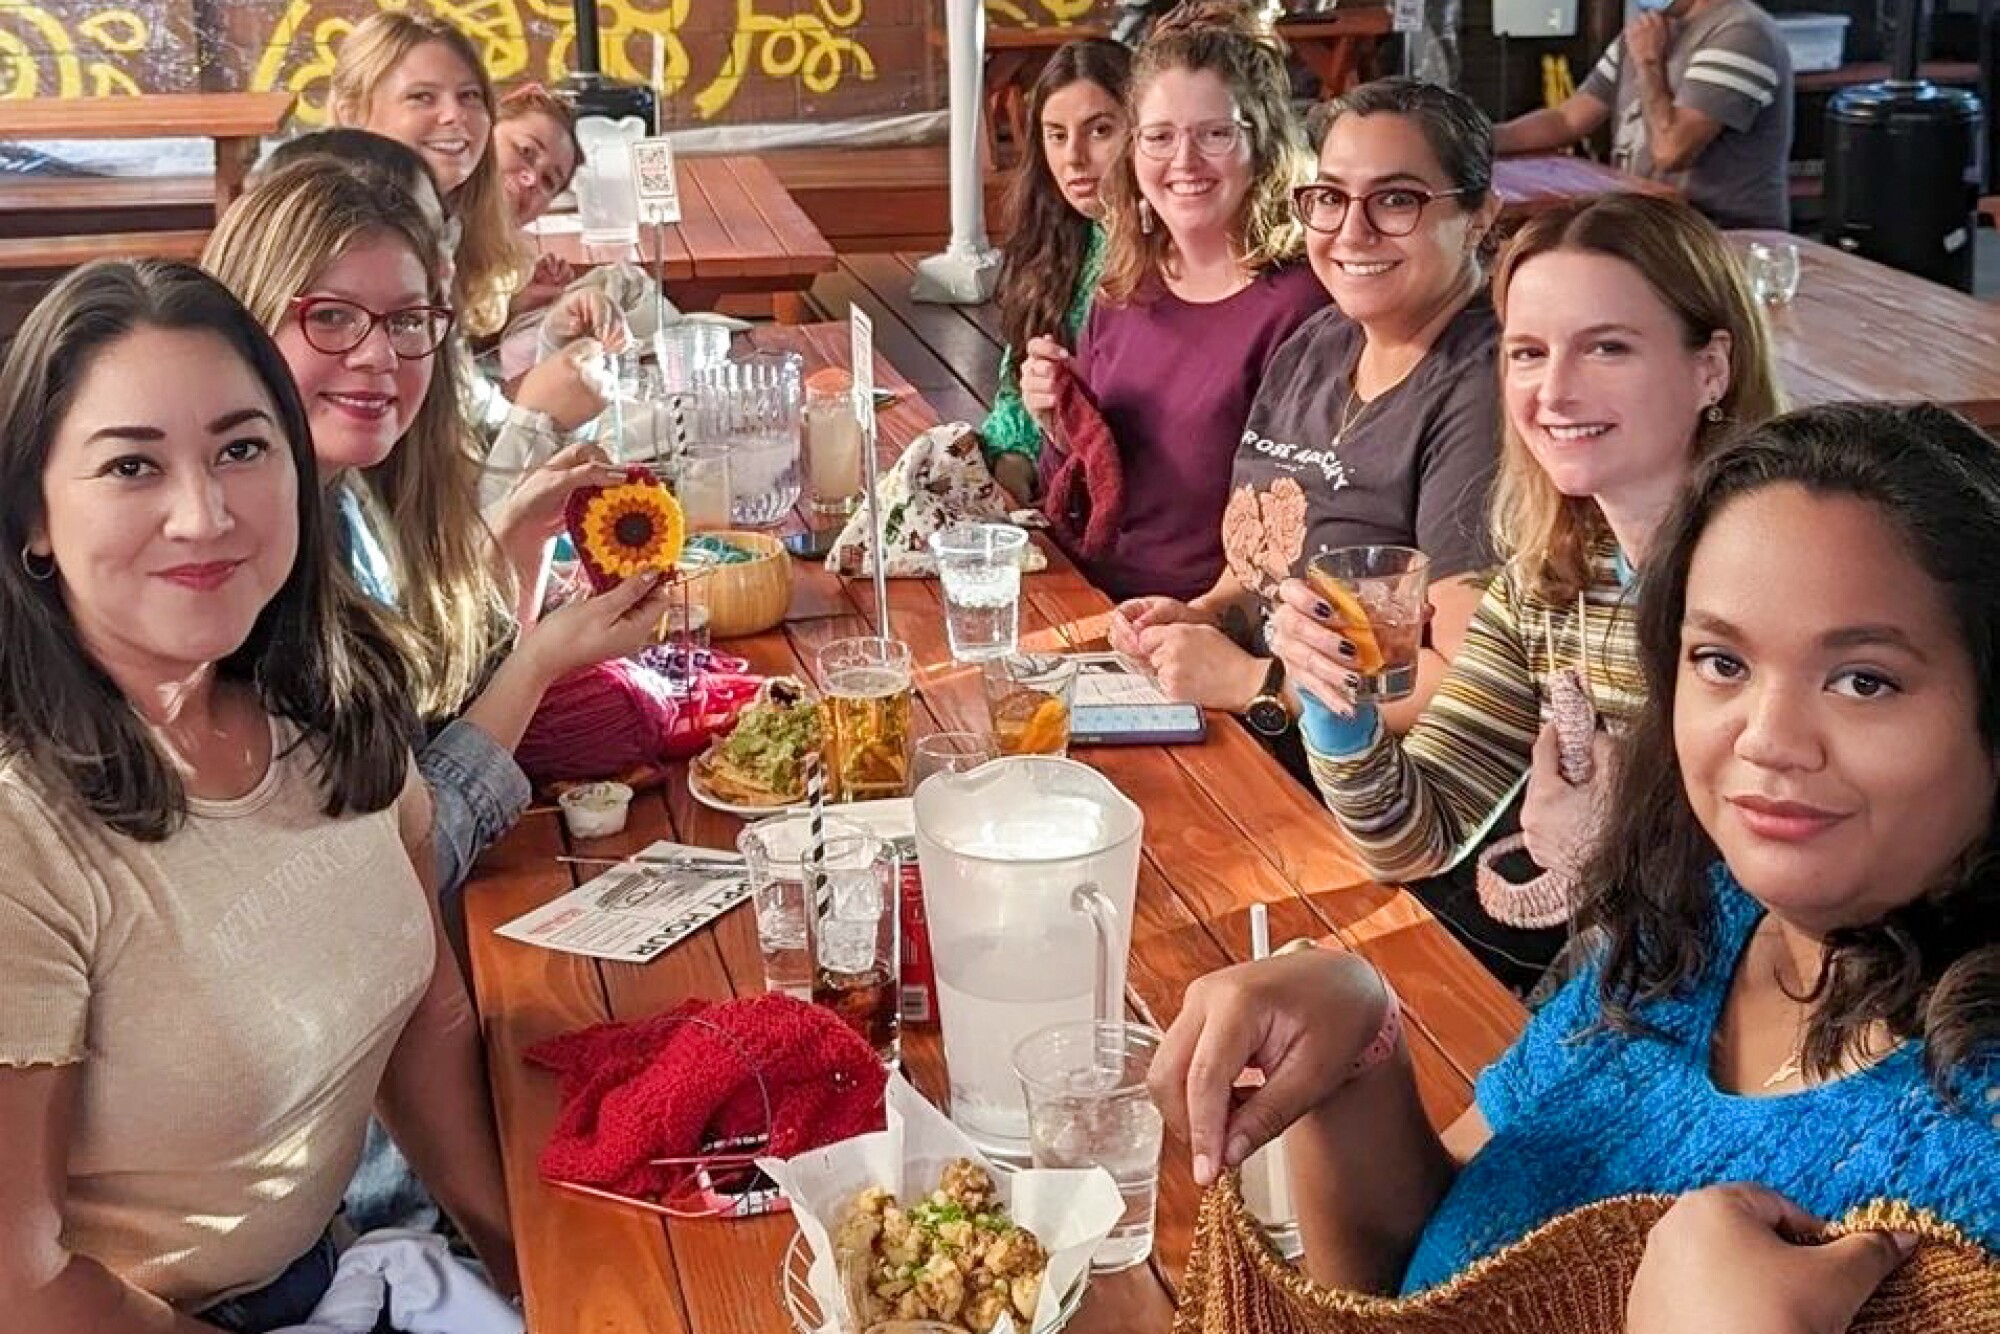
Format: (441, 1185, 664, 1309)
(1020, 0, 1328, 603)
(1112, 78, 1503, 743)
(1492, 0, 1792, 231)
(982, 38, 1133, 506)
(1270, 195, 1781, 991)
(0, 259, 517, 1331)
(1155, 401, 2000, 1307)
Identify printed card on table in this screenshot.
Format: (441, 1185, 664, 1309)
(495, 840, 745, 963)
(850, 305, 876, 435)
(629, 138, 682, 225)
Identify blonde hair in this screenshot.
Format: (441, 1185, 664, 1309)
(1098, 0, 1310, 304)
(499, 83, 585, 193)
(330, 12, 521, 337)
(1489, 194, 1783, 602)
(203, 159, 512, 718)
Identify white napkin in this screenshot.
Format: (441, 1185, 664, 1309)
(268, 1229, 523, 1334)
(758, 1075, 1122, 1334)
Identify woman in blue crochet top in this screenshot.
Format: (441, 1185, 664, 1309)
(1153, 401, 2000, 1326)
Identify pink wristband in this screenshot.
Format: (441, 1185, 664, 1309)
(1347, 982, 1402, 1079)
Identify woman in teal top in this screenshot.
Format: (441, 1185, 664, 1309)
(983, 38, 1130, 505)
(1152, 402, 2000, 1322)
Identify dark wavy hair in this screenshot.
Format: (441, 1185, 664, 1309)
(1308, 76, 1494, 208)
(997, 38, 1132, 365)
(0, 260, 416, 839)
(1579, 402, 2000, 1096)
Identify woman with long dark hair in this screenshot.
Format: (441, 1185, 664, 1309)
(0, 260, 514, 1328)
(1152, 402, 2000, 1314)
(983, 37, 1132, 503)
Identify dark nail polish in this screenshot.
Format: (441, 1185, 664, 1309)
(1337, 640, 1357, 660)
(1314, 600, 1334, 619)
(1345, 673, 1362, 693)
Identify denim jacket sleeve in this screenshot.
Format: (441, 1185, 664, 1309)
(418, 718, 532, 896)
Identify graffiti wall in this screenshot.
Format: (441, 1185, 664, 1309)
(0, 0, 1111, 124)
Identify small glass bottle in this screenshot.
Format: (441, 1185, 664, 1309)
(804, 367, 864, 516)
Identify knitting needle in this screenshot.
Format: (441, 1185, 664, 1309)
(557, 852, 743, 870)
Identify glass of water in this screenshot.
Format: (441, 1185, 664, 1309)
(1013, 1020, 1165, 1273)
(737, 812, 869, 1002)
(691, 351, 803, 528)
(665, 444, 732, 531)
(1748, 240, 1802, 306)
(928, 522, 1030, 662)
(810, 833, 901, 1068)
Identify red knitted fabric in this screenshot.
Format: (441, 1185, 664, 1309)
(526, 994, 888, 1200)
(516, 653, 761, 789)
(1040, 373, 1125, 560)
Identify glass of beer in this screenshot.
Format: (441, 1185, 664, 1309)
(982, 653, 1078, 757)
(818, 636, 915, 801)
(1306, 546, 1430, 703)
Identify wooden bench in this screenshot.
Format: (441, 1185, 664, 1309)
(0, 92, 293, 271)
(0, 230, 210, 273)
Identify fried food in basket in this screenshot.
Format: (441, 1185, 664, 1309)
(693, 676, 821, 806)
(833, 1159, 1050, 1333)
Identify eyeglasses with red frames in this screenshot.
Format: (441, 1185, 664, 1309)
(1291, 183, 1475, 238)
(288, 295, 455, 360)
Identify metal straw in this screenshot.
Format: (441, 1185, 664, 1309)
(858, 363, 892, 642)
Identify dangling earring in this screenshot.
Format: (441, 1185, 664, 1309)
(19, 545, 53, 581)
(1138, 198, 1155, 235)
(1704, 402, 1725, 424)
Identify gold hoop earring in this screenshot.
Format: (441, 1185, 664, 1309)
(19, 545, 53, 582)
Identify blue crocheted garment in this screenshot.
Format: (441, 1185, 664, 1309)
(1401, 866, 2000, 1295)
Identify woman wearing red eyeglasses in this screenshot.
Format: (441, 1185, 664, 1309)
(203, 157, 674, 913)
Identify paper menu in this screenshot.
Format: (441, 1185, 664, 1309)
(1069, 652, 1178, 709)
(494, 840, 747, 963)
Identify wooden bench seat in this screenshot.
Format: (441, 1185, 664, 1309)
(0, 229, 210, 273)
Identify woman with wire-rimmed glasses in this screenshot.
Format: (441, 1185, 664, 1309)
(1108, 79, 1503, 774)
(1017, 1, 1326, 605)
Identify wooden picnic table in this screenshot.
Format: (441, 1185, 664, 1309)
(1491, 153, 1678, 226)
(463, 321, 1528, 1333)
(0, 91, 294, 218)
(523, 155, 836, 324)
(1728, 230, 2000, 433)
(973, 10, 1393, 165)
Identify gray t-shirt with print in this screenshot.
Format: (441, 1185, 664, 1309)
(1580, 0, 1793, 230)
(1226, 298, 1500, 604)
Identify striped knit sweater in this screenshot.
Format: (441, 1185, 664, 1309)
(1306, 536, 1644, 881)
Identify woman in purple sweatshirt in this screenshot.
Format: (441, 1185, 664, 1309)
(1021, 1, 1329, 602)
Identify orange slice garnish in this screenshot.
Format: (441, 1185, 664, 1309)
(1305, 568, 1386, 675)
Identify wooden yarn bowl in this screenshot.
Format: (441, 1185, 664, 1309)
(700, 531, 793, 640)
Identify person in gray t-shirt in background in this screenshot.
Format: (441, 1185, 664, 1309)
(1493, 0, 1793, 230)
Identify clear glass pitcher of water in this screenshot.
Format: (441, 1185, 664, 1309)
(574, 115, 645, 247)
(691, 351, 803, 528)
(913, 757, 1143, 1161)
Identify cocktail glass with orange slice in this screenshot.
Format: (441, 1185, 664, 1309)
(982, 654, 1079, 758)
(1305, 546, 1430, 703)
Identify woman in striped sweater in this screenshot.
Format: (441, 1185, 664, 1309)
(1270, 194, 1781, 986)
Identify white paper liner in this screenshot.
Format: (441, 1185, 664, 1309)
(758, 1076, 1123, 1334)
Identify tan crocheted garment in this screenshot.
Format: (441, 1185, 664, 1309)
(1174, 1175, 2000, 1334)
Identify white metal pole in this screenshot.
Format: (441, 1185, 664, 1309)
(911, 0, 1003, 305)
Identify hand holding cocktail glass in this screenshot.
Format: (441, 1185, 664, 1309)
(1269, 545, 1431, 716)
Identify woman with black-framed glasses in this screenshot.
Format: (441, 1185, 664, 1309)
(1110, 78, 1503, 775)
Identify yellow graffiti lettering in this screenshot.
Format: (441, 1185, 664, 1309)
(986, 0, 1099, 25)
(0, 0, 84, 99)
(78, 10, 146, 53)
(693, 0, 873, 121)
